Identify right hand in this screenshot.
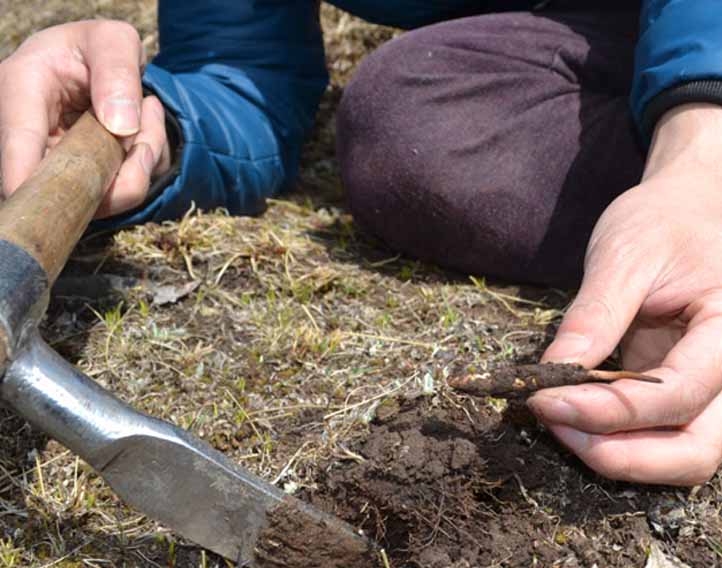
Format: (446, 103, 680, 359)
(0, 20, 171, 218)
(529, 104, 722, 486)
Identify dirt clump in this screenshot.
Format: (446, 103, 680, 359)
(254, 498, 379, 567)
(309, 397, 530, 566)
(303, 395, 678, 567)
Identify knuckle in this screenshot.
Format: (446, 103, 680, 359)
(0, 58, 25, 87)
(585, 442, 632, 481)
(14, 27, 56, 52)
(129, 187, 148, 208)
(0, 128, 12, 147)
(689, 454, 720, 486)
(114, 171, 147, 204)
(592, 454, 632, 482)
(685, 290, 722, 326)
(566, 297, 619, 335)
(100, 20, 141, 45)
(127, 172, 150, 202)
(145, 94, 163, 112)
(156, 128, 168, 153)
(14, 21, 84, 57)
(592, 407, 632, 435)
(565, 392, 634, 435)
(674, 379, 716, 425)
(109, 65, 138, 83)
(587, 232, 639, 272)
(145, 96, 166, 126)
(0, 127, 42, 149)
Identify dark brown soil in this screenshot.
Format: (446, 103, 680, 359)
(254, 498, 378, 567)
(303, 394, 719, 568)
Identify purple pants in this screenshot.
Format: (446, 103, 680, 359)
(337, 11, 643, 287)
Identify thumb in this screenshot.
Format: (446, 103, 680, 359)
(82, 21, 144, 136)
(542, 244, 652, 368)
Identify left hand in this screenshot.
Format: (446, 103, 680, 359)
(0, 20, 171, 218)
(528, 103, 722, 486)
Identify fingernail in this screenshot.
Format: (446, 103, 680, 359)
(548, 424, 591, 452)
(138, 143, 154, 175)
(101, 98, 140, 136)
(527, 395, 579, 425)
(545, 332, 591, 362)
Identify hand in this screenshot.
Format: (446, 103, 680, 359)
(0, 20, 171, 218)
(528, 103, 722, 486)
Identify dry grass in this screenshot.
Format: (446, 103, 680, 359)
(3, 3, 717, 568)
(0, 3, 567, 565)
(0, 0, 158, 60)
(0, 4, 567, 565)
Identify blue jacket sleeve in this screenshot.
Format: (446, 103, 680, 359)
(632, 0, 722, 141)
(330, 0, 481, 29)
(97, 0, 328, 229)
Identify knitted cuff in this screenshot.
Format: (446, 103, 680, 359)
(641, 80, 722, 141)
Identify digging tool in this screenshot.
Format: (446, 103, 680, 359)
(0, 112, 374, 565)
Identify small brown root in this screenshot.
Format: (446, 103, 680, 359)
(448, 363, 662, 398)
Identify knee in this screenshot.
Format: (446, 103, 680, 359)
(336, 31, 523, 278)
(334, 23, 589, 286)
(336, 32, 440, 238)
(336, 34, 408, 179)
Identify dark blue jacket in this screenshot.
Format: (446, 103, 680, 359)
(101, 0, 722, 228)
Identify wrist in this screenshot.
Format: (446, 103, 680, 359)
(644, 103, 722, 181)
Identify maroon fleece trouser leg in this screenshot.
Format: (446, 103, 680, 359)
(337, 11, 644, 288)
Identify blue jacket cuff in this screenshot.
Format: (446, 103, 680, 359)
(91, 62, 284, 232)
(632, 0, 722, 142)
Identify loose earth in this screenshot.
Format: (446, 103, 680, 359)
(294, 393, 715, 567)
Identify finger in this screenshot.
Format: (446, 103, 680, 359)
(82, 21, 143, 136)
(528, 291, 722, 433)
(542, 232, 653, 368)
(94, 96, 167, 219)
(137, 96, 171, 175)
(548, 424, 719, 485)
(0, 69, 52, 195)
(547, 388, 722, 485)
(619, 319, 682, 372)
(95, 142, 153, 219)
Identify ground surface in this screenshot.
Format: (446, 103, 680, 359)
(0, 2, 721, 567)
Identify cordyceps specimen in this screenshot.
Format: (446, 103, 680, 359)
(448, 363, 662, 398)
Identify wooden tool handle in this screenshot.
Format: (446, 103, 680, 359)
(0, 112, 124, 284)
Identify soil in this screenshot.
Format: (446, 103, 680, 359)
(254, 498, 377, 567)
(303, 394, 719, 567)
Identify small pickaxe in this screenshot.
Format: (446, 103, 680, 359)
(0, 113, 374, 565)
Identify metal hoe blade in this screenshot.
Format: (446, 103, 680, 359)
(0, 332, 363, 563)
